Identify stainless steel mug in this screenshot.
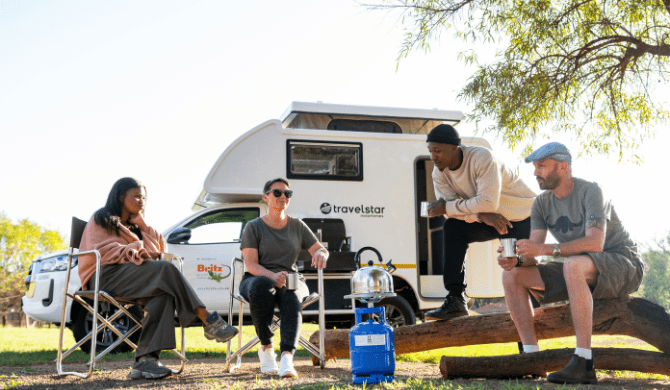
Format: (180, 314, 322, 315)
(420, 202, 429, 217)
(286, 273, 299, 290)
(500, 238, 517, 258)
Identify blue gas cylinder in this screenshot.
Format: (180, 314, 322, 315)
(349, 306, 395, 384)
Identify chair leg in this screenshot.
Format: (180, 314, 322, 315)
(165, 325, 188, 374)
(56, 249, 98, 378)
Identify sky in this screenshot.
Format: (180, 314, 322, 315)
(1, 1, 669, 248)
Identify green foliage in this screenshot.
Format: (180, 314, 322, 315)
(0, 213, 67, 309)
(372, 0, 670, 161)
(639, 232, 670, 310)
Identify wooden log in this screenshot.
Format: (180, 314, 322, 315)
(309, 296, 670, 365)
(439, 348, 670, 378)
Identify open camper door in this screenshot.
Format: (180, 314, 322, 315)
(414, 156, 505, 300)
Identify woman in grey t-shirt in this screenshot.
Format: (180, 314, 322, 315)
(240, 178, 328, 378)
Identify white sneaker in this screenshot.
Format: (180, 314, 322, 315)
(278, 353, 298, 378)
(258, 347, 278, 374)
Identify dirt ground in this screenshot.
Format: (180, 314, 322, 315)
(3, 356, 670, 390)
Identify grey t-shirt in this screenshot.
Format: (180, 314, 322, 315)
(240, 216, 318, 273)
(531, 178, 634, 250)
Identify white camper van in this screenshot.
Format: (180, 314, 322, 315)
(162, 101, 503, 327)
(23, 102, 506, 352)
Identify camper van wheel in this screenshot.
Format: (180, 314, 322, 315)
(372, 296, 416, 327)
(72, 302, 142, 354)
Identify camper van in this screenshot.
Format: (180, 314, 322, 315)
(162, 101, 503, 327)
(23, 102, 504, 352)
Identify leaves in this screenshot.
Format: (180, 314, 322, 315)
(372, 0, 670, 161)
(640, 232, 670, 310)
(0, 213, 67, 309)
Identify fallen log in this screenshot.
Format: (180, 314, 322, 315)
(310, 296, 670, 365)
(439, 348, 670, 378)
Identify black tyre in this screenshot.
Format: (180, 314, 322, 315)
(371, 296, 416, 327)
(72, 301, 142, 354)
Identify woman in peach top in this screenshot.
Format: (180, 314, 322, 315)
(78, 177, 237, 380)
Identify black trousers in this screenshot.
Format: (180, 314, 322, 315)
(238, 273, 308, 354)
(442, 217, 531, 296)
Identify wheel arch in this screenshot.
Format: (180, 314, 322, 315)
(392, 275, 419, 315)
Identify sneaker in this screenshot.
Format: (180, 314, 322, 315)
(204, 311, 239, 343)
(128, 356, 172, 380)
(424, 295, 469, 320)
(277, 353, 298, 378)
(259, 346, 278, 374)
(547, 355, 597, 384)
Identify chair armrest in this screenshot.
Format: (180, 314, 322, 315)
(160, 252, 183, 271)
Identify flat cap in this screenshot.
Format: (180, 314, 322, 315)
(524, 142, 572, 164)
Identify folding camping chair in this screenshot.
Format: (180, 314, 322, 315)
(56, 217, 188, 378)
(225, 257, 326, 372)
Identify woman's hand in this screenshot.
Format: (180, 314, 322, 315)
(128, 213, 148, 230)
(272, 271, 288, 288)
(312, 248, 328, 270)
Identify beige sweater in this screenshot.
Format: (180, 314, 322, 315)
(77, 218, 166, 288)
(433, 145, 536, 223)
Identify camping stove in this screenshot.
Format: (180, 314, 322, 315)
(343, 247, 397, 384)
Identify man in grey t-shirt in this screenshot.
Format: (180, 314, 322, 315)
(498, 142, 644, 385)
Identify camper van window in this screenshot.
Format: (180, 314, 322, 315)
(287, 140, 363, 181)
(183, 208, 259, 244)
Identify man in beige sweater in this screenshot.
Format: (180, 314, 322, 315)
(424, 124, 536, 320)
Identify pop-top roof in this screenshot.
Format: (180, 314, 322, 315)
(280, 101, 463, 135)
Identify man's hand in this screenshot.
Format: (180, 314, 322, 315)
(478, 212, 513, 235)
(516, 239, 548, 259)
(427, 199, 447, 217)
(496, 245, 519, 271)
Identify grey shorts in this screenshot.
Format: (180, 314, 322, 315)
(532, 245, 645, 305)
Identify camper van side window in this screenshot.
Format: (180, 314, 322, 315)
(287, 140, 363, 181)
(183, 208, 259, 245)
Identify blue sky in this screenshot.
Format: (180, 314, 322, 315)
(1, 1, 668, 246)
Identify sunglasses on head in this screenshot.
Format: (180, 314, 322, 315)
(266, 189, 293, 198)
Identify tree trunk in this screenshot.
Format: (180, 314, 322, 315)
(310, 297, 670, 366)
(439, 348, 670, 378)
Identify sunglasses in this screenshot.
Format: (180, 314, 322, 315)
(266, 189, 293, 199)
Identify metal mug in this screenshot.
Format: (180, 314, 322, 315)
(160, 253, 177, 262)
(286, 273, 299, 290)
(420, 202, 429, 217)
(500, 238, 517, 258)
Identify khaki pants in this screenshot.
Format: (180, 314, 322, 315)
(533, 245, 644, 304)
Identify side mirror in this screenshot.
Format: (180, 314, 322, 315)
(167, 227, 192, 244)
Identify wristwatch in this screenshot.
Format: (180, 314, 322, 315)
(552, 244, 561, 257)
(515, 255, 523, 267)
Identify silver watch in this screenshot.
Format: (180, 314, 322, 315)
(552, 244, 561, 257)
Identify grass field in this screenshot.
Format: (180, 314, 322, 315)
(1, 324, 668, 384)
